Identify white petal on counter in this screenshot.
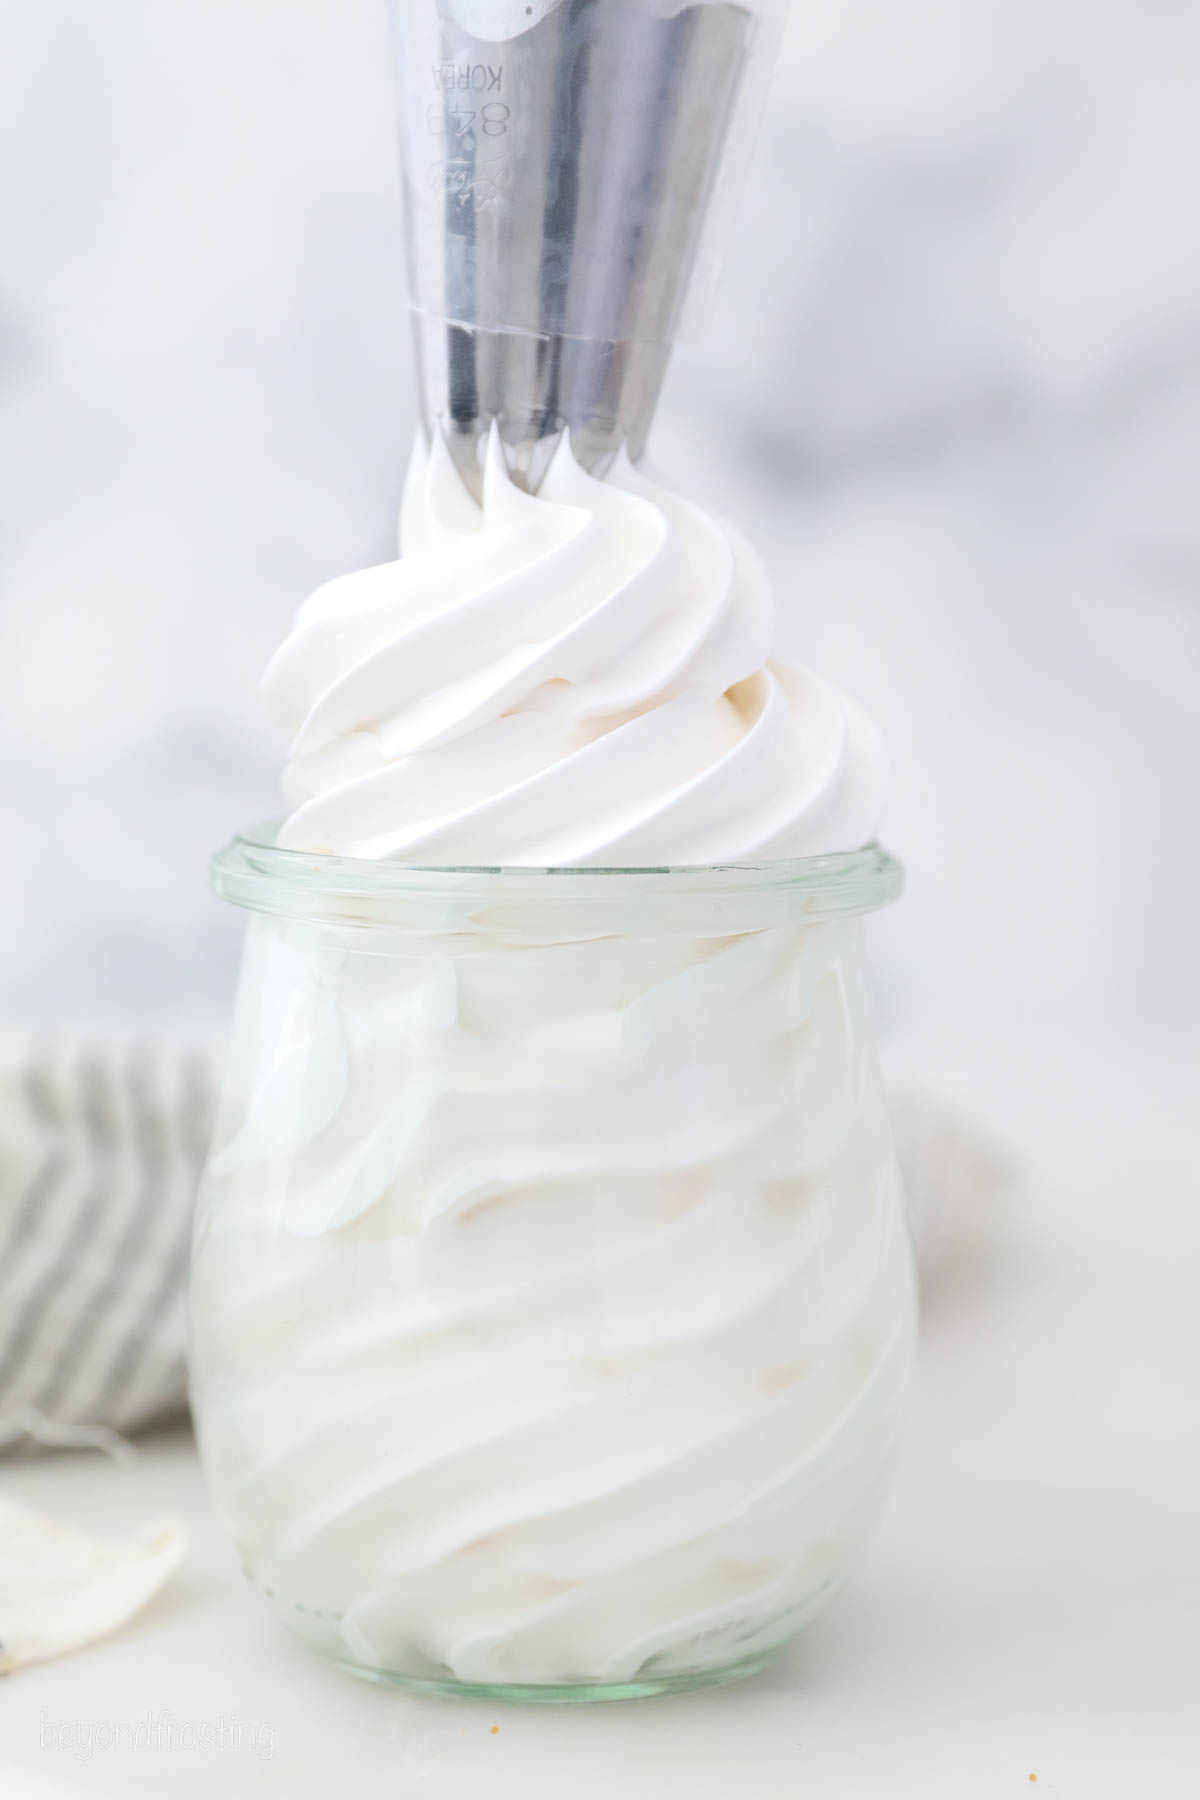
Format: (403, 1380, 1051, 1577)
(0, 1496, 186, 1672)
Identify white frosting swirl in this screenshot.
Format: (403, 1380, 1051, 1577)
(264, 429, 886, 865)
(195, 427, 908, 1690)
(190, 907, 915, 1688)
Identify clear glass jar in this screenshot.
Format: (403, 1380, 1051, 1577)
(189, 829, 914, 1702)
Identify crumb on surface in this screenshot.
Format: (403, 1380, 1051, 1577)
(491, 1725, 499, 1735)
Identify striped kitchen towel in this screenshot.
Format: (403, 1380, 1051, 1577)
(0, 1040, 216, 1449)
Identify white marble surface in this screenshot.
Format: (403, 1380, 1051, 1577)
(1, 0, 1196, 1043)
(1, 1041, 1197, 1798)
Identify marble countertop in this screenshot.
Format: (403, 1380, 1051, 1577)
(2, 1041, 1196, 1799)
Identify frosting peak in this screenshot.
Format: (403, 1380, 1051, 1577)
(265, 430, 886, 865)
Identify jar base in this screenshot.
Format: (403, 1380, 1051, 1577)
(258, 1564, 849, 1702)
(308, 1644, 781, 1704)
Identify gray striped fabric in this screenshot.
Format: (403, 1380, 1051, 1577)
(0, 1040, 216, 1448)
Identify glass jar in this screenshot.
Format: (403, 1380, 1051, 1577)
(189, 828, 914, 1702)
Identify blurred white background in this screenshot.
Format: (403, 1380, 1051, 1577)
(2, 0, 1197, 1050)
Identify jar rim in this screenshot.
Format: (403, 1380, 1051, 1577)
(211, 823, 903, 928)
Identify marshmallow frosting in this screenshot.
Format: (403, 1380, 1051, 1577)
(188, 429, 910, 1691)
(190, 906, 914, 1688)
(263, 430, 887, 867)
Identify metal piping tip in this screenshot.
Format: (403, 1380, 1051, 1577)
(390, 0, 756, 495)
